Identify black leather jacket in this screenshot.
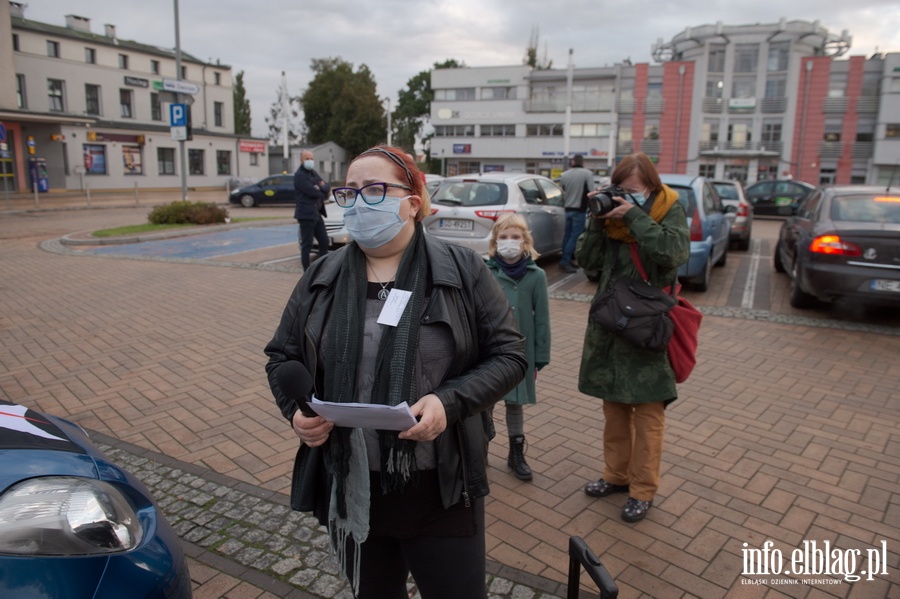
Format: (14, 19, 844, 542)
(265, 234, 527, 513)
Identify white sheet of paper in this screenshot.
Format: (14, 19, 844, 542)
(309, 397, 417, 431)
(377, 289, 412, 326)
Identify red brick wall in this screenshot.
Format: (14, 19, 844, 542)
(792, 57, 831, 183)
(659, 62, 693, 173)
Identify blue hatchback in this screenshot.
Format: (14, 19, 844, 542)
(0, 401, 191, 599)
(658, 174, 731, 291)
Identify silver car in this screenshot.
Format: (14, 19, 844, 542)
(422, 173, 565, 258)
(712, 179, 753, 251)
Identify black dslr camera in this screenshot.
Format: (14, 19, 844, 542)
(588, 185, 627, 217)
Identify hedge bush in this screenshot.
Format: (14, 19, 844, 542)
(148, 201, 229, 225)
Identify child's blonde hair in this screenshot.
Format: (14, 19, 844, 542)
(489, 213, 540, 260)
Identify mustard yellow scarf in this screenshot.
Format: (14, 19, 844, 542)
(604, 184, 679, 242)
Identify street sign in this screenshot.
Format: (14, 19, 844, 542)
(170, 104, 187, 127)
(162, 78, 199, 95)
(0, 122, 6, 143)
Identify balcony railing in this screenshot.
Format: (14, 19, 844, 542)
(644, 97, 664, 113)
(702, 97, 724, 113)
(616, 141, 634, 155)
(760, 97, 787, 113)
(819, 141, 844, 159)
(850, 142, 874, 159)
(639, 139, 662, 155)
(617, 99, 635, 114)
(699, 140, 718, 151)
(823, 97, 848, 113)
(522, 99, 615, 113)
(855, 96, 879, 113)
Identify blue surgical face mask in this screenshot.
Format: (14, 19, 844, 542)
(629, 191, 647, 206)
(303, 159, 315, 170)
(343, 196, 410, 248)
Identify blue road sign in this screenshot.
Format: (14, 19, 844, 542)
(169, 104, 187, 127)
(0, 122, 6, 143)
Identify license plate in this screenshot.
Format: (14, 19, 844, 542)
(871, 279, 900, 292)
(774, 197, 792, 206)
(439, 219, 473, 231)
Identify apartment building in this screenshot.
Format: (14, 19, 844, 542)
(0, 1, 268, 193)
(430, 19, 900, 187)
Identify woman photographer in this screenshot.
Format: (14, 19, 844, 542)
(575, 152, 689, 523)
(265, 145, 526, 598)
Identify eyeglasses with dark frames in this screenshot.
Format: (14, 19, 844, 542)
(332, 182, 412, 207)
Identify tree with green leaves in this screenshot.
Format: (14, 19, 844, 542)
(392, 59, 463, 160)
(524, 26, 552, 70)
(301, 57, 383, 157)
(265, 75, 303, 146)
(233, 70, 252, 135)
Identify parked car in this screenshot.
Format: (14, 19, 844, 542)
(422, 173, 565, 258)
(712, 179, 754, 250)
(424, 174, 445, 198)
(744, 179, 816, 216)
(774, 185, 900, 311)
(228, 174, 295, 207)
(0, 400, 192, 599)
(659, 174, 731, 291)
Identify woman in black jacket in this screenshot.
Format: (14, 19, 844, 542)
(264, 145, 526, 599)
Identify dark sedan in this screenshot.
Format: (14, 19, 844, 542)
(745, 179, 815, 216)
(774, 185, 900, 311)
(228, 175, 294, 207)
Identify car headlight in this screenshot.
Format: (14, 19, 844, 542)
(230, 188, 241, 195)
(0, 476, 143, 556)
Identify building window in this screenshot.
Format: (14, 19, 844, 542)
(861, 72, 880, 97)
(727, 122, 752, 147)
(122, 145, 143, 174)
(47, 40, 60, 58)
(823, 118, 842, 142)
(733, 44, 759, 73)
(828, 73, 847, 98)
(118, 54, 129, 69)
(151, 60, 160, 75)
(83, 144, 107, 174)
(570, 123, 612, 138)
(214, 101, 224, 127)
(249, 152, 259, 166)
(216, 150, 231, 175)
(85, 47, 96, 64)
(767, 42, 790, 72)
(188, 149, 204, 174)
(481, 124, 515, 137)
(48, 79, 65, 112)
(434, 125, 475, 137)
(433, 88, 476, 101)
(765, 76, 786, 98)
(732, 76, 756, 99)
(761, 120, 782, 143)
(699, 163, 716, 178)
(12, 33, 18, 51)
(85, 84, 101, 115)
(151, 93, 162, 121)
(214, 72, 221, 85)
(120, 89, 133, 118)
(886, 124, 900, 138)
(481, 86, 516, 100)
(644, 118, 660, 140)
(16, 74, 26, 109)
(181, 65, 187, 79)
(856, 117, 875, 142)
(158, 148, 176, 175)
(708, 44, 726, 73)
(701, 120, 719, 143)
(705, 79, 724, 99)
(646, 81, 663, 100)
(526, 124, 564, 137)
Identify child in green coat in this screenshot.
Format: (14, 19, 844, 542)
(487, 213, 551, 481)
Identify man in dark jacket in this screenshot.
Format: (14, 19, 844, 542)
(293, 149, 331, 270)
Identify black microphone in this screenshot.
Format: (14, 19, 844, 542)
(274, 361, 315, 417)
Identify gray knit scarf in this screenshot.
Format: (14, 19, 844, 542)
(323, 224, 428, 516)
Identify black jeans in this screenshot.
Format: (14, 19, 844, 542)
(353, 497, 486, 599)
(298, 217, 330, 269)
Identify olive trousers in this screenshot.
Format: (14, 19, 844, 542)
(602, 400, 666, 502)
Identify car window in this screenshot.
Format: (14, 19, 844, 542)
(669, 185, 697, 215)
(537, 179, 563, 206)
(775, 181, 795, 195)
(702, 183, 718, 214)
(431, 181, 506, 206)
(832, 195, 900, 223)
(749, 181, 773, 196)
(519, 179, 543, 205)
(713, 183, 739, 200)
(796, 190, 821, 219)
(260, 177, 279, 187)
(278, 176, 293, 186)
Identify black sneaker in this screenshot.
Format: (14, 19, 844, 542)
(560, 263, 578, 274)
(622, 497, 652, 522)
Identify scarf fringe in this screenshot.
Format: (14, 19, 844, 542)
(330, 518, 362, 597)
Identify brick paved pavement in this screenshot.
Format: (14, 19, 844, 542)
(1, 204, 898, 598)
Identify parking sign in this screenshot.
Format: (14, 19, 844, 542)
(170, 104, 187, 127)
(0, 122, 6, 143)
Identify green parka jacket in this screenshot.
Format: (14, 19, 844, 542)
(574, 194, 689, 404)
(486, 259, 551, 405)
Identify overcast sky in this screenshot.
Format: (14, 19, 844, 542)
(22, 0, 900, 139)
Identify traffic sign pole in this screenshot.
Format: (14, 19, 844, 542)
(174, 0, 188, 201)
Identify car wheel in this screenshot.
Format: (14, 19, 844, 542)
(240, 194, 256, 208)
(773, 240, 786, 273)
(715, 243, 727, 267)
(789, 260, 816, 309)
(691, 256, 712, 292)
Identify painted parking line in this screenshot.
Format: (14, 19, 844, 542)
(741, 238, 762, 309)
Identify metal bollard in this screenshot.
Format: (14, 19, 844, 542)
(33, 180, 39, 209)
(134, 181, 139, 205)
